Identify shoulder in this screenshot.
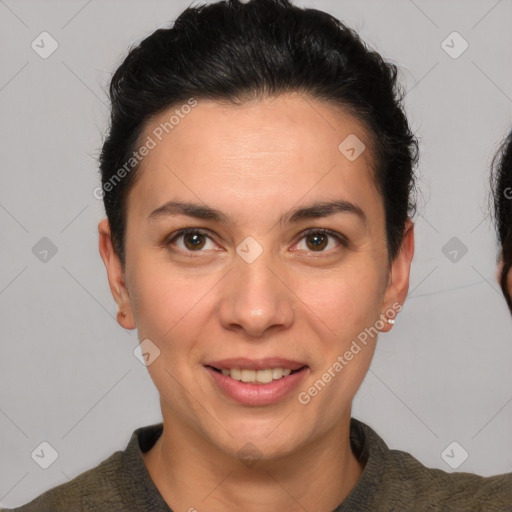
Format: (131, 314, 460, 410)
(348, 419, 512, 511)
(384, 448, 512, 510)
(2, 423, 166, 512)
(1, 450, 125, 512)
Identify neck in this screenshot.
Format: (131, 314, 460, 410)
(142, 413, 364, 512)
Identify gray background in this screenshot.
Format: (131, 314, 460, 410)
(1, 0, 512, 507)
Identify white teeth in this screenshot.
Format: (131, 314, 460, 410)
(218, 367, 298, 383)
(272, 368, 283, 379)
(230, 368, 242, 381)
(241, 369, 255, 382)
(256, 369, 273, 383)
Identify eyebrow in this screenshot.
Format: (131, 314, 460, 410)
(148, 199, 367, 224)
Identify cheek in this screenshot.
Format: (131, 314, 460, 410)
(295, 264, 384, 339)
(129, 270, 212, 393)
(126, 256, 209, 343)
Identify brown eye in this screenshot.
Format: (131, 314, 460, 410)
(294, 228, 347, 253)
(167, 229, 217, 253)
(305, 233, 328, 251)
(183, 232, 207, 250)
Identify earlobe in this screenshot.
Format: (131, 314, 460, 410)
(377, 312, 396, 333)
(98, 218, 136, 330)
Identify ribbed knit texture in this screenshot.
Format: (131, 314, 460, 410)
(4, 418, 511, 511)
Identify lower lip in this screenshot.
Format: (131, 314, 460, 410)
(205, 366, 309, 406)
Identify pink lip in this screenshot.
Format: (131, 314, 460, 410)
(204, 357, 306, 371)
(204, 365, 309, 406)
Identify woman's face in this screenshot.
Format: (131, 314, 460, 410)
(100, 93, 413, 461)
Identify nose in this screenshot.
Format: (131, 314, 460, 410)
(218, 250, 295, 338)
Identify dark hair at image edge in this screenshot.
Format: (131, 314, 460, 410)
(99, 0, 418, 266)
(491, 129, 512, 312)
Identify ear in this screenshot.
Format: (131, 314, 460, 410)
(497, 256, 505, 284)
(380, 220, 415, 332)
(497, 256, 512, 309)
(98, 218, 136, 330)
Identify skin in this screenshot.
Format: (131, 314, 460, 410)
(99, 92, 414, 512)
(496, 259, 512, 305)
(503, 261, 512, 299)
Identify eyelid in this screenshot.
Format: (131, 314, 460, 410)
(165, 227, 348, 254)
(164, 228, 221, 256)
(292, 227, 349, 251)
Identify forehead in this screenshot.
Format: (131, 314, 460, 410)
(126, 93, 381, 220)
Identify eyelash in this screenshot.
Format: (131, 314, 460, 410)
(165, 227, 348, 255)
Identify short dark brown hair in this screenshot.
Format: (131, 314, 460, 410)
(99, 0, 418, 266)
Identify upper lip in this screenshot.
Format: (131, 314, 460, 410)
(205, 358, 307, 371)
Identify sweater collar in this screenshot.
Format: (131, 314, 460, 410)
(121, 417, 389, 511)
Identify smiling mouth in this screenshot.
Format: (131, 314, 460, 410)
(206, 366, 308, 384)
